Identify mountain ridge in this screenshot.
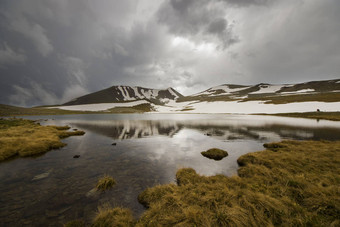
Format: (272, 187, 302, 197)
(63, 79, 340, 106)
(64, 85, 183, 106)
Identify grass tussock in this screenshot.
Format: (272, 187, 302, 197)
(92, 207, 135, 227)
(96, 175, 116, 191)
(134, 140, 340, 226)
(0, 118, 85, 161)
(201, 148, 228, 160)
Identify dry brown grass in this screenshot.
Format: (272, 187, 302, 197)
(268, 112, 340, 121)
(96, 175, 116, 191)
(92, 206, 135, 227)
(0, 118, 85, 161)
(69, 140, 340, 226)
(201, 148, 228, 160)
(135, 140, 340, 226)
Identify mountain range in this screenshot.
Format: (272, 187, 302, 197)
(42, 79, 340, 114)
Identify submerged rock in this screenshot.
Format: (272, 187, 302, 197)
(73, 155, 80, 158)
(32, 172, 50, 181)
(112, 143, 117, 146)
(86, 188, 99, 198)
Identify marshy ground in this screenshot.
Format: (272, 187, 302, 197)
(1, 116, 339, 226)
(65, 140, 340, 226)
(0, 118, 85, 161)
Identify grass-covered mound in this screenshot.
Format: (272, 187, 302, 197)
(136, 140, 340, 226)
(96, 175, 116, 191)
(0, 118, 85, 161)
(92, 207, 135, 227)
(201, 148, 228, 160)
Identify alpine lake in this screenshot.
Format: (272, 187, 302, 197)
(1, 114, 340, 226)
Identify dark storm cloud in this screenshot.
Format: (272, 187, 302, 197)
(0, 0, 339, 106)
(220, 0, 273, 7)
(157, 0, 239, 49)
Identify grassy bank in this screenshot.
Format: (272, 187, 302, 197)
(243, 92, 340, 104)
(71, 140, 340, 226)
(0, 118, 85, 161)
(0, 103, 153, 116)
(268, 112, 340, 121)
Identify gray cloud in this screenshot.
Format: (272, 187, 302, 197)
(0, 43, 26, 67)
(0, 0, 339, 106)
(9, 82, 58, 107)
(157, 0, 239, 49)
(220, 0, 273, 7)
(3, 13, 54, 57)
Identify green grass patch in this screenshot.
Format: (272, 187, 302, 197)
(0, 118, 85, 161)
(0, 103, 153, 116)
(267, 111, 340, 121)
(96, 175, 116, 191)
(107, 103, 154, 113)
(243, 92, 340, 104)
(0, 104, 92, 116)
(201, 148, 228, 160)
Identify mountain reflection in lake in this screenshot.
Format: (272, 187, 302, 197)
(1, 114, 340, 226)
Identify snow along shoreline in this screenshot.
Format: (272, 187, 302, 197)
(49, 100, 340, 114)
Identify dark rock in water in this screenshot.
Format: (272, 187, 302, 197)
(112, 143, 117, 146)
(206, 133, 212, 136)
(73, 155, 80, 158)
(73, 128, 78, 131)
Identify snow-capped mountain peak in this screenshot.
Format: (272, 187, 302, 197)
(63, 85, 183, 105)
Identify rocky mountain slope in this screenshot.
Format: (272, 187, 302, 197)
(178, 79, 340, 103)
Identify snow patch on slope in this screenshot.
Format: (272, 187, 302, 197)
(192, 85, 249, 96)
(281, 89, 315, 94)
(250, 85, 285, 94)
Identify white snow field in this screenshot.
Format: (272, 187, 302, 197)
(152, 101, 340, 114)
(50, 100, 340, 114)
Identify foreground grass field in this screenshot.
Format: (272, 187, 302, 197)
(270, 112, 340, 121)
(67, 140, 340, 226)
(0, 118, 85, 161)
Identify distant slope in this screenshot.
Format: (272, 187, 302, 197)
(64, 86, 183, 105)
(178, 79, 340, 103)
(0, 103, 154, 116)
(0, 104, 83, 116)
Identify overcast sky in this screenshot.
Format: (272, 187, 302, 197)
(0, 0, 339, 106)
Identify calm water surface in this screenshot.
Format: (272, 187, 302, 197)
(1, 114, 340, 226)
